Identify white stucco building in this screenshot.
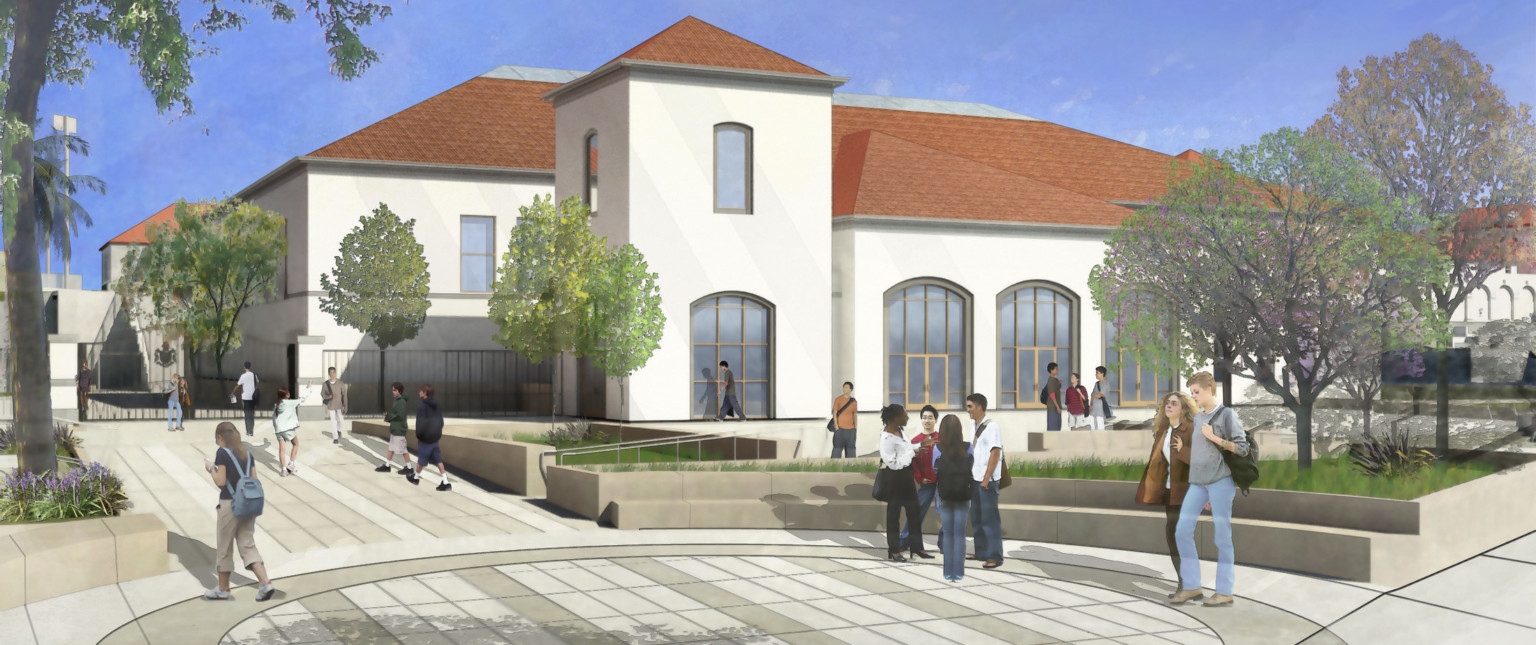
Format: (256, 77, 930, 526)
(95, 16, 1536, 422)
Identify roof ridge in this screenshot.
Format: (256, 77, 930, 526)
(833, 93, 1038, 121)
(601, 15, 826, 77)
(858, 129, 1123, 205)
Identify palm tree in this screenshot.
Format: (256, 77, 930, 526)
(30, 130, 106, 268)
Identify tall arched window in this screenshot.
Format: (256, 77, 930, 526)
(1494, 286, 1515, 320)
(886, 281, 968, 409)
(998, 284, 1077, 409)
(1469, 287, 1491, 321)
(1523, 287, 1536, 320)
(584, 132, 599, 215)
(1102, 318, 1178, 408)
(691, 294, 772, 419)
(714, 123, 752, 214)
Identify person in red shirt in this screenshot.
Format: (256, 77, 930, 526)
(900, 405, 939, 558)
(1066, 373, 1090, 430)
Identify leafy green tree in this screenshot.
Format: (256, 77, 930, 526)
(1090, 129, 1448, 469)
(2, 0, 392, 474)
(578, 243, 666, 424)
(489, 195, 606, 431)
(319, 203, 431, 406)
(1311, 33, 1536, 455)
(123, 199, 286, 390)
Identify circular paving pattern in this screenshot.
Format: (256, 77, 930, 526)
(223, 555, 1219, 645)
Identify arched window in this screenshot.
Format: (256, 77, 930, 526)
(886, 281, 968, 409)
(1494, 286, 1515, 320)
(714, 124, 752, 214)
(1101, 318, 1178, 408)
(998, 284, 1078, 409)
(1522, 287, 1536, 320)
(691, 294, 772, 419)
(1468, 287, 1491, 321)
(584, 132, 599, 215)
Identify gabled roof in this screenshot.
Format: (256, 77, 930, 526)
(307, 76, 566, 170)
(832, 106, 1179, 204)
(99, 203, 180, 250)
(602, 16, 826, 77)
(834, 130, 1133, 226)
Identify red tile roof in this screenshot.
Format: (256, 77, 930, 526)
(99, 203, 178, 250)
(604, 16, 826, 77)
(308, 77, 562, 169)
(832, 106, 1179, 204)
(834, 130, 1134, 226)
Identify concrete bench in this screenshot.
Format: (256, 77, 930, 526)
(0, 513, 168, 611)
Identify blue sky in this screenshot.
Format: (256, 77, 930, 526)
(34, 0, 1536, 289)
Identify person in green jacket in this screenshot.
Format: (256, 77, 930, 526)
(375, 382, 415, 474)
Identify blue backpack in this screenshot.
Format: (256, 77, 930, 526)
(221, 447, 265, 517)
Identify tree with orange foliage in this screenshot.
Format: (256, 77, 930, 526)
(1312, 33, 1536, 456)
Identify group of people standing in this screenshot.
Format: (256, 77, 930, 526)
(874, 392, 1007, 581)
(861, 370, 1250, 605)
(199, 370, 455, 603)
(1040, 363, 1115, 431)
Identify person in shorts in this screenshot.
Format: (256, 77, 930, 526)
(272, 381, 314, 476)
(376, 382, 416, 474)
(404, 384, 451, 491)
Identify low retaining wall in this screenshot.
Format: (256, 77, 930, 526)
(586, 423, 792, 462)
(0, 513, 168, 610)
(545, 461, 1536, 586)
(351, 421, 546, 498)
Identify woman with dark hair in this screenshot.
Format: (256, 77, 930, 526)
(877, 404, 921, 562)
(203, 421, 276, 601)
(900, 404, 939, 558)
(272, 380, 314, 477)
(933, 414, 973, 581)
(1135, 391, 1196, 596)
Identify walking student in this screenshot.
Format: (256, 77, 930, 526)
(1066, 373, 1089, 430)
(272, 381, 315, 477)
(404, 384, 452, 491)
(831, 382, 858, 458)
(167, 373, 184, 432)
(1171, 371, 1250, 607)
(231, 362, 259, 436)
(934, 414, 973, 581)
(376, 382, 416, 474)
(715, 361, 744, 421)
(321, 367, 348, 444)
(901, 405, 939, 558)
(1044, 362, 1063, 431)
(1135, 392, 1196, 595)
(202, 421, 276, 601)
(966, 393, 1004, 568)
(878, 404, 922, 562)
(76, 361, 91, 420)
(1090, 366, 1112, 431)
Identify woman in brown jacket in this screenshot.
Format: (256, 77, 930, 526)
(1135, 391, 1196, 596)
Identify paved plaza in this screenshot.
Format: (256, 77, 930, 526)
(3, 418, 1534, 644)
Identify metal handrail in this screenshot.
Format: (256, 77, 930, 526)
(537, 421, 809, 481)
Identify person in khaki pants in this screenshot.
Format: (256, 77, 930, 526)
(321, 367, 348, 445)
(203, 421, 276, 601)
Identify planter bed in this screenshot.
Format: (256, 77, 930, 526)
(0, 513, 167, 610)
(352, 421, 546, 497)
(545, 456, 1536, 586)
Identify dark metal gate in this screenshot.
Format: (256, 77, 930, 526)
(322, 349, 553, 417)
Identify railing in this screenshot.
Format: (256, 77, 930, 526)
(540, 422, 799, 480)
(323, 349, 553, 416)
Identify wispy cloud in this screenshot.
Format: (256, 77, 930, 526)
(1127, 129, 1149, 146)
(1054, 87, 1093, 114)
(1050, 77, 1064, 87)
(945, 82, 971, 99)
(1161, 125, 1182, 136)
(868, 78, 894, 95)
(1193, 127, 1211, 140)
(981, 45, 1014, 63)
(1149, 53, 1182, 76)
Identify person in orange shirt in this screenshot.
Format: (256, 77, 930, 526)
(831, 382, 858, 458)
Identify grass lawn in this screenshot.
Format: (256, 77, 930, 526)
(499, 432, 728, 465)
(581, 455, 1502, 500)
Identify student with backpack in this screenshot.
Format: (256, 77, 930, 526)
(1170, 372, 1250, 608)
(1065, 373, 1089, 430)
(404, 384, 452, 491)
(933, 414, 973, 581)
(1090, 366, 1113, 430)
(203, 421, 276, 601)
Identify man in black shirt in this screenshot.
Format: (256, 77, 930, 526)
(715, 360, 744, 421)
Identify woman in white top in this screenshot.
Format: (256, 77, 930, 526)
(878, 404, 922, 562)
(272, 380, 314, 476)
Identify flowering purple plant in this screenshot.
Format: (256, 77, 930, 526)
(1, 462, 127, 522)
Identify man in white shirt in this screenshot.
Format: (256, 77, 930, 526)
(230, 362, 258, 437)
(966, 393, 1004, 568)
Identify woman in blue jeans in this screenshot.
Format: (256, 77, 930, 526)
(1170, 371, 1250, 607)
(932, 415, 972, 581)
(166, 374, 183, 431)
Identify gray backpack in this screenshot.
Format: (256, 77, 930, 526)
(221, 447, 265, 517)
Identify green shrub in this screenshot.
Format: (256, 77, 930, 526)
(1350, 428, 1436, 478)
(0, 462, 128, 523)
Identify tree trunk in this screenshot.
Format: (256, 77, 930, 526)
(551, 353, 560, 435)
(378, 348, 386, 416)
(1295, 401, 1314, 470)
(4, 0, 67, 476)
(1435, 350, 1450, 456)
(1362, 396, 1373, 438)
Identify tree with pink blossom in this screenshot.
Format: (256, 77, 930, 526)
(1090, 128, 1448, 469)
